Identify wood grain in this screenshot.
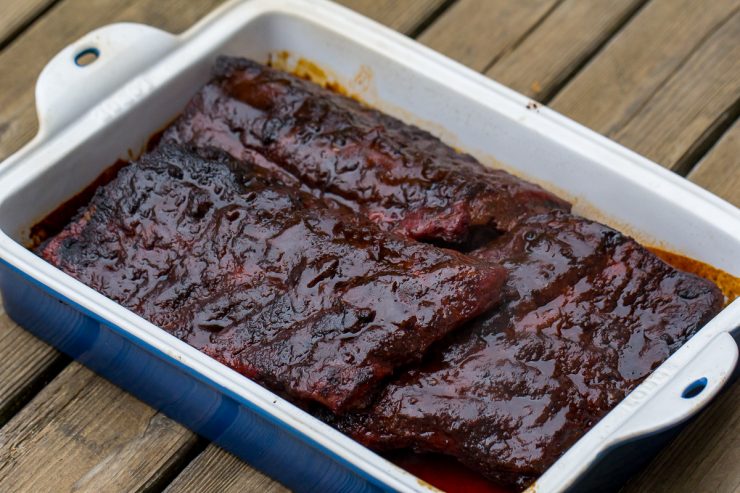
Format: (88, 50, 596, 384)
(612, 10, 740, 172)
(0, 301, 62, 425)
(547, 6, 740, 489)
(550, 0, 738, 137)
(0, 0, 55, 49)
(165, 446, 289, 493)
(0, 363, 198, 493)
(486, 0, 646, 100)
(338, 0, 448, 35)
(417, 0, 558, 72)
(688, 120, 740, 204)
(0, 0, 445, 163)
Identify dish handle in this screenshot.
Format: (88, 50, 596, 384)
(608, 330, 738, 444)
(35, 22, 179, 137)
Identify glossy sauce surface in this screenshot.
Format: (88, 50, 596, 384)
(388, 452, 511, 493)
(164, 57, 569, 247)
(339, 211, 723, 489)
(39, 145, 506, 413)
(392, 247, 734, 493)
(648, 247, 739, 304)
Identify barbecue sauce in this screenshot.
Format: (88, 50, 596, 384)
(648, 247, 740, 304)
(387, 452, 512, 493)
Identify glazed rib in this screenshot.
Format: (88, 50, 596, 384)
(163, 56, 570, 246)
(337, 211, 723, 488)
(39, 145, 506, 413)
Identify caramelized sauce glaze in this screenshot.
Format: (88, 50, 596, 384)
(648, 247, 739, 304)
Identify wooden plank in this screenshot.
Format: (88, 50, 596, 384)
(687, 120, 740, 204)
(550, 0, 738, 137)
(486, 0, 646, 100)
(0, 301, 62, 425)
(0, 0, 56, 49)
(538, 6, 739, 489)
(612, 10, 740, 172)
(338, 0, 448, 35)
(164, 446, 289, 493)
(417, 0, 558, 72)
(0, 0, 736, 492)
(0, 363, 199, 493)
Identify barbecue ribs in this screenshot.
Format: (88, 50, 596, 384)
(337, 211, 723, 488)
(39, 145, 506, 413)
(163, 56, 570, 246)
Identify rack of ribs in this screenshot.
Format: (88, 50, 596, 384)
(336, 211, 723, 489)
(38, 144, 507, 413)
(163, 56, 570, 247)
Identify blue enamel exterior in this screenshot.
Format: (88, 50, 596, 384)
(0, 259, 392, 493)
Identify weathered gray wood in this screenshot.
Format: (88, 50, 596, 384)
(688, 120, 740, 204)
(338, 0, 448, 35)
(612, 10, 740, 172)
(164, 445, 289, 493)
(0, 0, 447, 163)
(625, 383, 740, 493)
(0, 301, 62, 424)
(550, 0, 738, 137)
(0, 1, 225, 491)
(0, 0, 56, 49)
(0, 363, 199, 493)
(418, 0, 558, 72)
(546, 6, 740, 490)
(0, 0, 227, 428)
(1, 0, 738, 492)
(486, 0, 646, 100)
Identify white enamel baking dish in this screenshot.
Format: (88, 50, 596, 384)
(0, 0, 738, 491)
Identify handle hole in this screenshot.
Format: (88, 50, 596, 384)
(74, 47, 100, 67)
(681, 377, 708, 399)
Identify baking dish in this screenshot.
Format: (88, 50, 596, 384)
(0, 0, 738, 491)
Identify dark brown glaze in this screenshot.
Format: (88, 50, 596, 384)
(336, 211, 723, 489)
(39, 145, 507, 413)
(163, 56, 570, 247)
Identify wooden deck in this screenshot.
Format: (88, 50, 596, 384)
(0, 0, 737, 491)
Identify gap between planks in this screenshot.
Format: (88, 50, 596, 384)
(0, 0, 59, 52)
